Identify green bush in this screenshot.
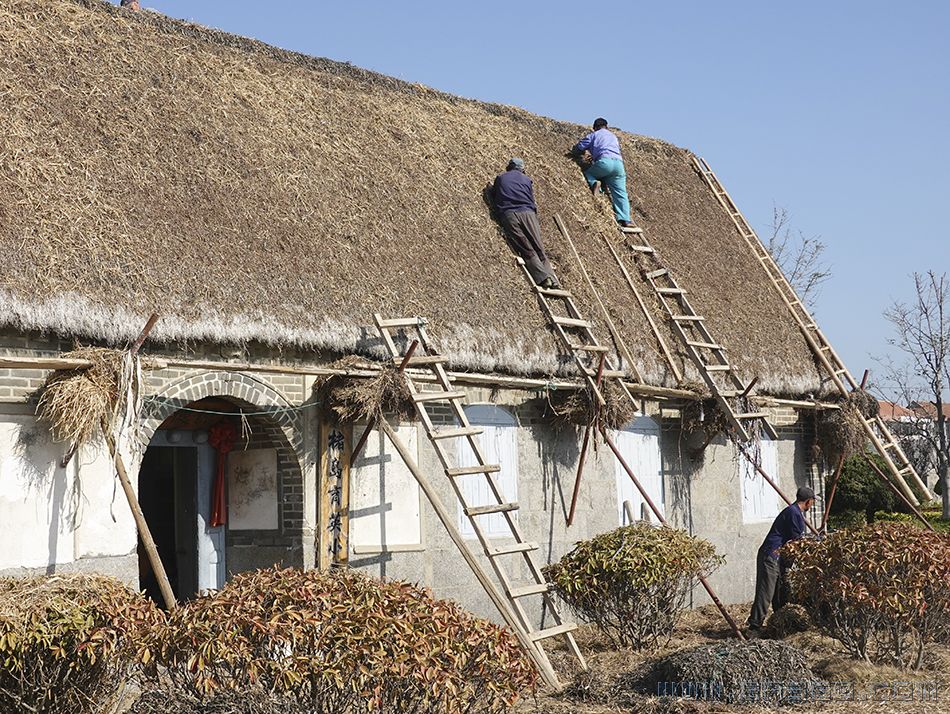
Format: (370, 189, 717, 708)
(828, 454, 901, 522)
(874, 510, 950, 533)
(785, 523, 950, 669)
(543, 523, 722, 650)
(144, 566, 536, 713)
(826, 508, 867, 531)
(0, 573, 162, 714)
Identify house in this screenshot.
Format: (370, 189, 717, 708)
(0, 0, 837, 619)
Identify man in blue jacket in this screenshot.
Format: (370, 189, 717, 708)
(572, 118, 633, 228)
(491, 157, 559, 288)
(747, 486, 816, 631)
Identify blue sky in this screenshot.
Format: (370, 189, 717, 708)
(134, 1, 948, 381)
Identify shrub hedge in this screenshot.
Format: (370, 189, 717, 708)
(543, 523, 722, 650)
(785, 522, 950, 669)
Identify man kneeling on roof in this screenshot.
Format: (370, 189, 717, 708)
(572, 118, 633, 229)
(491, 157, 560, 289)
(747, 486, 816, 632)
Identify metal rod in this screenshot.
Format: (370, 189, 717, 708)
(734, 441, 820, 536)
(349, 340, 419, 467)
(863, 455, 935, 533)
(819, 454, 846, 532)
(739, 376, 759, 400)
(567, 353, 606, 526)
(860, 369, 870, 389)
(129, 313, 160, 357)
(600, 427, 746, 640)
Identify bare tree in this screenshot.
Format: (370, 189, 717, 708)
(877, 272, 950, 517)
(766, 206, 831, 311)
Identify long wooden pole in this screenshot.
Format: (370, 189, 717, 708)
(553, 214, 644, 383)
(734, 441, 819, 536)
(598, 231, 684, 383)
(567, 353, 606, 526)
(600, 427, 746, 640)
(107, 432, 177, 610)
(819, 454, 846, 532)
(863, 455, 935, 533)
(377, 417, 561, 690)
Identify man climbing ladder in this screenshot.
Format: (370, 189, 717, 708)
(572, 118, 633, 228)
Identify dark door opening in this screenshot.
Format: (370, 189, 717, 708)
(138, 445, 199, 607)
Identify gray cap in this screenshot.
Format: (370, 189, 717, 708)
(507, 157, 525, 171)
(796, 486, 816, 502)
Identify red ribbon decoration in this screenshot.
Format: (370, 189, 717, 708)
(208, 421, 238, 528)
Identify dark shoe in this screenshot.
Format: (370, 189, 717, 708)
(590, 181, 601, 196)
(618, 220, 632, 228)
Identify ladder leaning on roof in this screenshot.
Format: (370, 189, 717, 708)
(609, 220, 777, 443)
(372, 313, 587, 688)
(693, 155, 933, 504)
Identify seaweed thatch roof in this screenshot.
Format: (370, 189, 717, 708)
(0, 0, 826, 396)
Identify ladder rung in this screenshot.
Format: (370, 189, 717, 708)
(705, 364, 732, 372)
(673, 315, 704, 321)
(537, 287, 573, 298)
(619, 226, 643, 234)
(686, 340, 722, 350)
(645, 268, 669, 279)
(466, 501, 519, 517)
(628, 244, 654, 253)
(393, 355, 445, 366)
(552, 316, 592, 329)
(884, 441, 899, 450)
(413, 390, 466, 403)
(528, 622, 578, 642)
(431, 426, 484, 440)
(569, 343, 609, 352)
(735, 412, 768, 420)
(490, 541, 539, 556)
(657, 287, 686, 295)
(584, 368, 625, 379)
(447, 464, 501, 477)
(508, 583, 550, 598)
(377, 317, 426, 329)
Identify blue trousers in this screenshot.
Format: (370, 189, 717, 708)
(583, 158, 631, 223)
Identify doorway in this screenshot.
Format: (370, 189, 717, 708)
(138, 428, 224, 607)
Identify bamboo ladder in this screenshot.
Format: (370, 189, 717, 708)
(693, 156, 933, 505)
(613, 222, 778, 442)
(372, 314, 587, 687)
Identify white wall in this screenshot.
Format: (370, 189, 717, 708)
(0, 415, 135, 571)
(739, 435, 782, 524)
(456, 405, 518, 538)
(613, 415, 664, 525)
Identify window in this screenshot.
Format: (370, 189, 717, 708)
(349, 424, 422, 551)
(740, 435, 782, 523)
(456, 405, 518, 537)
(613, 416, 663, 525)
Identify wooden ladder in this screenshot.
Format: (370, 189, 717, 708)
(514, 258, 635, 408)
(373, 314, 587, 683)
(693, 156, 933, 503)
(617, 223, 777, 442)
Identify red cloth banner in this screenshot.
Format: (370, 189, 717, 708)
(208, 421, 238, 528)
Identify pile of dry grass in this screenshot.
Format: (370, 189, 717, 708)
(35, 346, 127, 452)
(655, 640, 819, 705)
(764, 604, 811, 639)
(816, 389, 878, 464)
(680, 398, 731, 437)
(547, 380, 636, 430)
(0, 0, 825, 396)
(314, 357, 416, 424)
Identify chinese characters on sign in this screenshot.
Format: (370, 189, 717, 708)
(326, 428, 346, 562)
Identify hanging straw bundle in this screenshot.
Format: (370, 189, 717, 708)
(314, 356, 416, 424)
(36, 347, 128, 453)
(546, 380, 636, 431)
(816, 388, 879, 464)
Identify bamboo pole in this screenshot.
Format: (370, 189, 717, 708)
(734, 441, 820, 536)
(600, 427, 746, 640)
(553, 214, 644, 383)
(567, 353, 606, 526)
(377, 417, 562, 690)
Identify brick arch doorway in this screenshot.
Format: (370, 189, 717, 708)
(137, 391, 304, 608)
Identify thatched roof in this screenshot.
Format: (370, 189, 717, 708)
(0, 0, 825, 396)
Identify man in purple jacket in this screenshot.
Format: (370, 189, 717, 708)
(572, 118, 633, 228)
(747, 486, 816, 631)
(491, 158, 559, 288)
